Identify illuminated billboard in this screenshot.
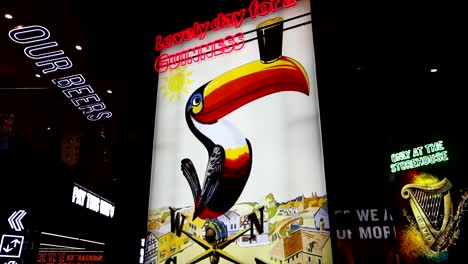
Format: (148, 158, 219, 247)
(387, 134, 468, 263)
(146, 0, 332, 263)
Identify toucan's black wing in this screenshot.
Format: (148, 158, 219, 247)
(198, 145, 225, 210)
(181, 158, 201, 203)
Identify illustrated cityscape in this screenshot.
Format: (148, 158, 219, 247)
(145, 193, 332, 263)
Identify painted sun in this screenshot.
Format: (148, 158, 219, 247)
(160, 66, 193, 102)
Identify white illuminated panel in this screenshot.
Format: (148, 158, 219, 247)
(146, 0, 332, 263)
(72, 184, 115, 218)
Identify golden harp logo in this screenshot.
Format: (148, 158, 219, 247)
(399, 171, 468, 262)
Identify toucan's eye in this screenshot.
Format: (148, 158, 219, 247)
(187, 93, 203, 113)
(192, 96, 201, 106)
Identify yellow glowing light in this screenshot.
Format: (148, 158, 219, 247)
(412, 172, 438, 185)
(399, 226, 426, 261)
(160, 66, 193, 102)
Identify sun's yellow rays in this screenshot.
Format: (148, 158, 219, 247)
(160, 66, 193, 102)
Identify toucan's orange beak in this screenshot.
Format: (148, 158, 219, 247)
(194, 56, 310, 124)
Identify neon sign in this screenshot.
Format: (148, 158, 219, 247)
(390, 140, 449, 173)
(8, 26, 112, 121)
(154, 0, 299, 73)
(154, 10, 246, 51)
(36, 252, 104, 263)
(1, 210, 28, 263)
(155, 32, 244, 73)
(72, 184, 115, 218)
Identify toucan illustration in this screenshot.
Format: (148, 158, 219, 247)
(181, 17, 310, 221)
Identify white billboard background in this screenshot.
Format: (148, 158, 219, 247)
(148, 0, 325, 210)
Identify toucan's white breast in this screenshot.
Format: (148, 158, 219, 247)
(192, 117, 246, 149)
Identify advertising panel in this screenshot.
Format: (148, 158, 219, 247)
(387, 130, 468, 263)
(146, 0, 332, 263)
(331, 206, 399, 264)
